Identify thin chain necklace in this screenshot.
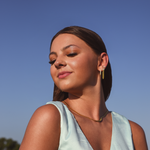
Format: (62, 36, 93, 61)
(63, 101, 109, 122)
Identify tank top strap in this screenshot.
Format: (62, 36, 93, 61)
(110, 112, 134, 150)
(46, 101, 93, 150)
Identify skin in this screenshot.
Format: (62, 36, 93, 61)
(19, 34, 148, 150)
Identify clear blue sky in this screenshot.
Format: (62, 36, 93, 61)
(0, 0, 150, 147)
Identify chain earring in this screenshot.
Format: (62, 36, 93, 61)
(100, 66, 105, 79)
(102, 66, 105, 79)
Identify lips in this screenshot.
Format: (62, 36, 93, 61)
(58, 71, 72, 79)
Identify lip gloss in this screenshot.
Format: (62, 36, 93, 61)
(58, 72, 72, 79)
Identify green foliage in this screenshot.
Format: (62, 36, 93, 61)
(0, 138, 20, 150)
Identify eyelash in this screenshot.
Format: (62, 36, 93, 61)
(67, 53, 77, 57)
(49, 60, 56, 65)
(49, 53, 77, 65)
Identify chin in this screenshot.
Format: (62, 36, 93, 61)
(57, 83, 78, 93)
(55, 78, 87, 93)
(56, 81, 72, 91)
(58, 85, 73, 93)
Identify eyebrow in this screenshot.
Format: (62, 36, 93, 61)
(49, 44, 79, 56)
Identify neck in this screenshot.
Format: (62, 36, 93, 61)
(65, 83, 107, 121)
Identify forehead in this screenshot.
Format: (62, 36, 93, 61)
(51, 34, 89, 51)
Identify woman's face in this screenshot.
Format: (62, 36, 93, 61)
(50, 34, 99, 94)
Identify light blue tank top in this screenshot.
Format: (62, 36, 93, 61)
(46, 101, 134, 150)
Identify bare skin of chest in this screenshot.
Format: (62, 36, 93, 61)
(74, 113, 112, 150)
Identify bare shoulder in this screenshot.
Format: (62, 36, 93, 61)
(31, 104, 60, 123)
(19, 104, 60, 150)
(129, 120, 148, 150)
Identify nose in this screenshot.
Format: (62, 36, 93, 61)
(54, 57, 66, 69)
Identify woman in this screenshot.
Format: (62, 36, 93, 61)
(19, 26, 148, 150)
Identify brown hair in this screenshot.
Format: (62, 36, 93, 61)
(50, 26, 112, 101)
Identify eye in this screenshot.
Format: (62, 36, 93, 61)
(49, 60, 56, 65)
(67, 53, 77, 57)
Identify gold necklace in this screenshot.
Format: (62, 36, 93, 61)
(63, 101, 109, 122)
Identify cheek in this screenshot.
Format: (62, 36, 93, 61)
(69, 57, 97, 85)
(50, 67, 56, 82)
(73, 55, 97, 73)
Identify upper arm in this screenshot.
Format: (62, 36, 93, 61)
(129, 120, 148, 150)
(19, 104, 60, 150)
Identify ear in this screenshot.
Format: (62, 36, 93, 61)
(97, 52, 109, 72)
